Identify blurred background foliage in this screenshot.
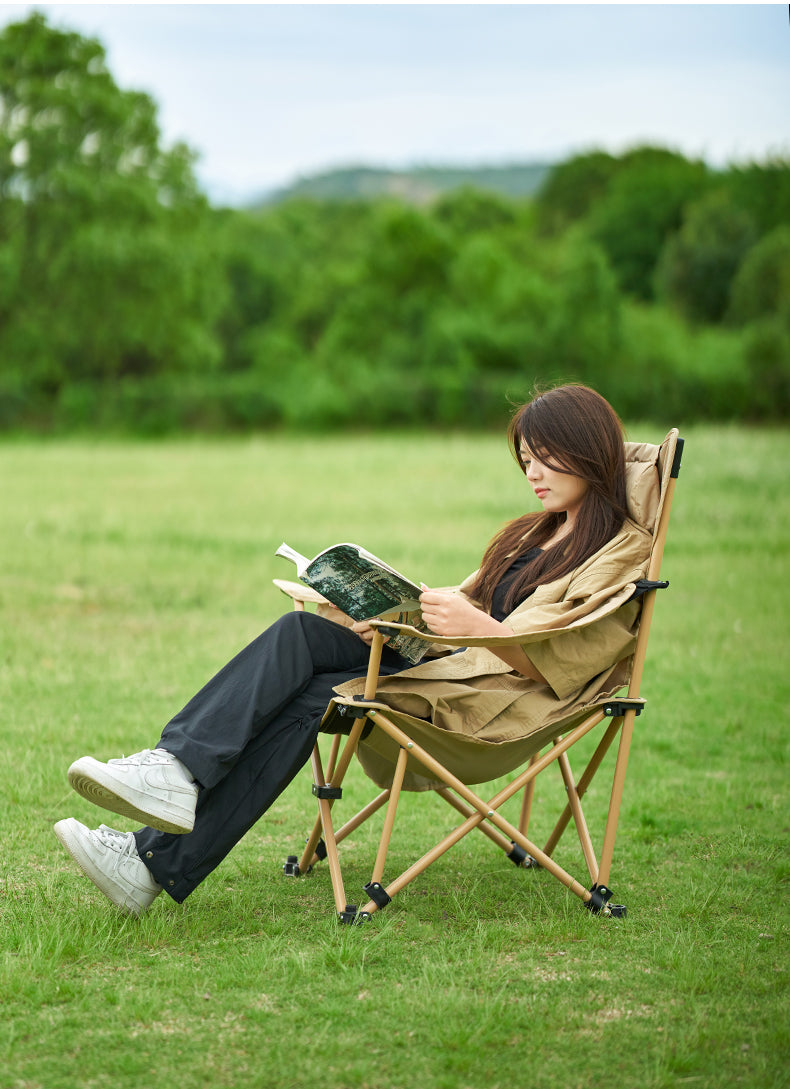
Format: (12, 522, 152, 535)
(1, 13, 788, 433)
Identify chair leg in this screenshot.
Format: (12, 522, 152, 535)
(291, 718, 368, 917)
(289, 633, 392, 921)
(597, 709, 638, 890)
(309, 744, 349, 916)
(542, 719, 621, 859)
(370, 747, 409, 886)
(325, 732, 342, 781)
(518, 754, 539, 837)
(556, 750, 599, 884)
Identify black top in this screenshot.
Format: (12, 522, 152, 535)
(490, 547, 543, 622)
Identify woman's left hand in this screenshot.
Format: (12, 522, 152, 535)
(418, 585, 493, 638)
(419, 585, 548, 683)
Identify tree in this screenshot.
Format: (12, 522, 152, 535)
(655, 189, 758, 324)
(727, 225, 790, 327)
(432, 186, 520, 236)
(740, 319, 790, 420)
(0, 13, 224, 418)
(586, 147, 710, 300)
(724, 158, 790, 237)
(533, 150, 619, 235)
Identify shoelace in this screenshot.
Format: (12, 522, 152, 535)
(106, 749, 194, 787)
(92, 825, 160, 892)
(94, 824, 137, 867)
(107, 749, 161, 767)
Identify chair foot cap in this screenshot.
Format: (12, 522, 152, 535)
(283, 855, 301, 877)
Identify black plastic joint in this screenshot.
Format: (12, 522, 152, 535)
(602, 699, 645, 718)
(313, 838, 327, 861)
(312, 783, 343, 799)
(338, 903, 358, 925)
(282, 855, 301, 877)
(631, 578, 669, 599)
(337, 702, 370, 719)
(586, 884, 612, 913)
(363, 881, 392, 908)
(585, 884, 626, 917)
(507, 842, 528, 866)
(671, 437, 685, 478)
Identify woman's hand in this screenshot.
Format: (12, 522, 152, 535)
(418, 585, 493, 638)
(418, 585, 548, 683)
(351, 619, 389, 647)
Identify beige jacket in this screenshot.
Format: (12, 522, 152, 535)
(323, 517, 651, 790)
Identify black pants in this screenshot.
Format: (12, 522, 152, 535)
(134, 611, 410, 902)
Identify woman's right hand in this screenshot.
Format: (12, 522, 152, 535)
(351, 619, 389, 647)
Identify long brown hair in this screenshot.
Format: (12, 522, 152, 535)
(466, 384, 630, 613)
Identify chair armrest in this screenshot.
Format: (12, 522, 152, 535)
(272, 578, 330, 607)
(273, 578, 356, 629)
(274, 581, 463, 613)
(368, 618, 530, 649)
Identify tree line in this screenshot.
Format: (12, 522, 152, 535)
(1, 13, 788, 433)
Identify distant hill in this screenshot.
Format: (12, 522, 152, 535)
(252, 162, 553, 207)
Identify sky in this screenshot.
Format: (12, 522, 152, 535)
(1, 3, 788, 204)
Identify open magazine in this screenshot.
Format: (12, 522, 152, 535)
(275, 541, 432, 664)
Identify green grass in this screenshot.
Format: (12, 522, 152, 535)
(1, 425, 788, 1089)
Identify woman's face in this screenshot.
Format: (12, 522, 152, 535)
(520, 444, 589, 525)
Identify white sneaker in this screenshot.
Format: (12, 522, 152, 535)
(67, 748, 198, 834)
(54, 818, 162, 916)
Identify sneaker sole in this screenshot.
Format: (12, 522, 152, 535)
(54, 818, 149, 916)
(67, 757, 195, 835)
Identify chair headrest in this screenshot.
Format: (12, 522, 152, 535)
(624, 440, 662, 533)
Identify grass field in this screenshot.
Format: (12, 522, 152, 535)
(1, 424, 788, 1089)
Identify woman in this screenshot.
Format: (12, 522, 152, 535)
(54, 384, 652, 916)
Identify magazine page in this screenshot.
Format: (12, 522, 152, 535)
(375, 610, 434, 664)
(301, 544, 421, 620)
(276, 541, 430, 663)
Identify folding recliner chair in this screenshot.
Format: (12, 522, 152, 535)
(275, 430, 683, 923)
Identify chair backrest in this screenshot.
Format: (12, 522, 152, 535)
(623, 429, 684, 700)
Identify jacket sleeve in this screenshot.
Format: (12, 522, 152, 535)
(500, 527, 651, 699)
(522, 600, 641, 700)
